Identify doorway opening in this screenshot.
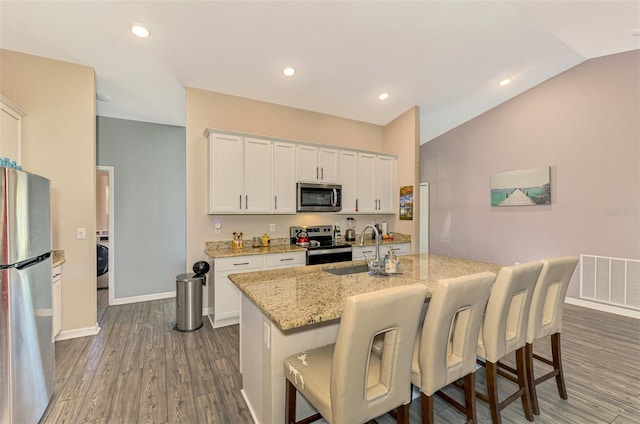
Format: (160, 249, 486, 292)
(96, 166, 115, 315)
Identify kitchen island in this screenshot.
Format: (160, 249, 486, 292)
(228, 254, 502, 424)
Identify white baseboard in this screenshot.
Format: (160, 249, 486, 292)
(565, 297, 640, 319)
(111, 291, 175, 306)
(55, 323, 101, 341)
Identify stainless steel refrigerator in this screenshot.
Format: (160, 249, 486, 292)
(0, 168, 54, 424)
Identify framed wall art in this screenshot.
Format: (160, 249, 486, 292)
(491, 166, 551, 206)
(400, 185, 413, 220)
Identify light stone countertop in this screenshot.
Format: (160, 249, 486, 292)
(205, 242, 306, 259)
(342, 233, 411, 247)
(228, 254, 502, 332)
(205, 234, 412, 259)
(52, 249, 66, 267)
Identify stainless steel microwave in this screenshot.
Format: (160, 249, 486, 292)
(297, 183, 342, 212)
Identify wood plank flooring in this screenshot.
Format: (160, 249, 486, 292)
(41, 295, 639, 424)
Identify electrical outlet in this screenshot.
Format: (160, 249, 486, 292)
(76, 227, 86, 240)
(269, 223, 275, 232)
(214, 221, 222, 234)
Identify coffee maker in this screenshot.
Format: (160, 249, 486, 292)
(345, 217, 357, 241)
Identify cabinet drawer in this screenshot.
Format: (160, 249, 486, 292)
(214, 255, 264, 272)
(264, 252, 306, 268)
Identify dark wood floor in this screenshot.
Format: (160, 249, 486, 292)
(41, 294, 639, 423)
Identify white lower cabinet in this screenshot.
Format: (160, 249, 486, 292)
(212, 251, 305, 328)
(352, 242, 410, 261)
(52, 265, 62, 341)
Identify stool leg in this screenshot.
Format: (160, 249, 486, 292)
(485, 361, 502, 424)
(286, 380, 297, 424)
(552, 333, 568, 400)
(516, 347, 534, 422)
(421, 392, 435, 424)
(397, 403, 410, 424)
(525, 343, 540, 415)
(463, 373, 477, 423)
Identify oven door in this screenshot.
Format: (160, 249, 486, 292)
(306, 247, 352, 265)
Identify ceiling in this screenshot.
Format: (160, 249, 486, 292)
(1, 1, 639, 144)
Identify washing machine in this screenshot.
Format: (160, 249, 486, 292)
(97, 231, 109, 289)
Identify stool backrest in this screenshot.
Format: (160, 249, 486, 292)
(527, 256, 579, 343)
(331, 283, 428, 423)
(480, 262, 542, 363)
(418, 272, 496, 396)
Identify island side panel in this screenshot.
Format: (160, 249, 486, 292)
(239, 292, 339, 423)
(240, 294, 264, 423)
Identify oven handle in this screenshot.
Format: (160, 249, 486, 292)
(307, 247, 352, 256)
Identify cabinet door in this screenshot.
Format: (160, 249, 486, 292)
(52, 266, 62, 341)
(296, 145, 319, 182)
(375, 155, 395, 213)
(318, 148, 338, 182)
(357, 153, 376, 213)
(389, 243, 410, 256)
(273, 142, 296, 213)
(213, 256, 264, 328)
(352, 245, 377, 261)
(338, 150, 358, 213)
(264, 251, 306, 269)
(0, 96, 25, 165)
(209, 133, 244, 213)
(244, 137, 273, 213)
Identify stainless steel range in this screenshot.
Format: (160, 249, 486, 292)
(290, 225, 352, 265)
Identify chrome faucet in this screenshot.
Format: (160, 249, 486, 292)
(360, 224, 382, 274)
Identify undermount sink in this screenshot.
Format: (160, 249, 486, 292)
(324, 264, 370, 275)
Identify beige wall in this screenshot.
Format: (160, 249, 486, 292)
(383, 106, 420, 253)
(1, 49, 97, 332)
(421, 50, 640, 298)
(185, 88, 418, 309)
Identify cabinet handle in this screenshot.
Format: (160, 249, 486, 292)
(233, 262, 250, 266)
(246, 195, 248, 209)
(321, 167, 324, 180)
(274, 196, 277, 210)
(239, 195, 242, 209)
(280, 258, 294, 261)
(356, 199, 358, 212)
(316, 167, 319, 179)
(391, 248, 400, 251)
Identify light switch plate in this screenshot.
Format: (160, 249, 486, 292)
(76, 227, 86, 239)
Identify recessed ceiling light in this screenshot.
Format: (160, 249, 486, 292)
(378, 93, 390, 100)
(283, 67, 296, 77)
(131, 24, 150, 38)
(499, 78, 512, 86)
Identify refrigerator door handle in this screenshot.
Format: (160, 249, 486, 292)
(15, 252, 51, 270)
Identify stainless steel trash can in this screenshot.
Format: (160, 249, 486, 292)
(174, 272, 205, 331)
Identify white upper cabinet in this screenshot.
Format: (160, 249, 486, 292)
(244, 137, 273, 213)
(0, 95, 26, 165)
(206, 129, 395, 215)
(296, 145, 338, 183)
(208, 133, 244, 213)
(272, 141, 297, 214)
(357, 153, 376, 213)
(207, 132, 273, 214)
(352, 152, 396, 214)
(338, 150, 358, 213)
(374, 155, 396, 214)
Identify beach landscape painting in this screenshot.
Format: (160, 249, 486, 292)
(491, 166, 551, 206)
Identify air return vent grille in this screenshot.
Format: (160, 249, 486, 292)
(580, 255, 640, 311)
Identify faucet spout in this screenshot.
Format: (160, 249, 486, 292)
(359, 224, 382, 274)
